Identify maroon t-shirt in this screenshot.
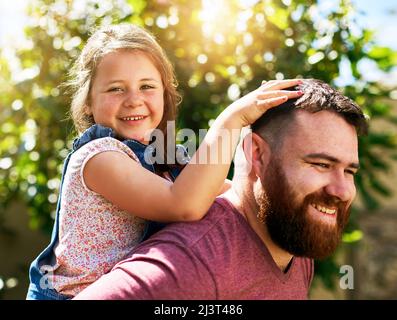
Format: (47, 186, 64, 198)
(74, 197, 314, 300)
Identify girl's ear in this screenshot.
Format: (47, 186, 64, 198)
(84, 104, 92, 116)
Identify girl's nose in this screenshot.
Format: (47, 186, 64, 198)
(124, 90, 144, 108)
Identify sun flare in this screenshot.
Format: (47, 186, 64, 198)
(199, 0, 236, 38)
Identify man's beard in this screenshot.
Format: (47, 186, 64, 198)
(257, 158, 351, 260)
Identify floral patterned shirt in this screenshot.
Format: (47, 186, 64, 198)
(48, 137, 146, 296)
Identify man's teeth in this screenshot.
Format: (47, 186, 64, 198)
(312, 203, 336, 215)
(122, 116, 145, 121)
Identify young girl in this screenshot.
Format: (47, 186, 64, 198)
(27, 23, 302, 300)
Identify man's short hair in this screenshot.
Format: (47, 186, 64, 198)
(251, 79, 368, 151)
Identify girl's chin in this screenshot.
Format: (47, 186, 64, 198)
(124, 135, 149, 144)
(115, 130, 149, 144)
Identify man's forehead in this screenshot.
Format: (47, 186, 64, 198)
(290, 109, 354, 134)
(283, 110, 359, 163)
(294, 109, 344, 125)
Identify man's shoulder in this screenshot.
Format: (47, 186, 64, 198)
(140, 197, 244, 249)
(96, 200, 237, 300)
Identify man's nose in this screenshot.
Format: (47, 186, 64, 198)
(324, 171, 355, 203)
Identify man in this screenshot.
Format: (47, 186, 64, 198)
(74, 79, 368, 300)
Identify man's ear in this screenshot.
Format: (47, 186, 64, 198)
(242, 132, 271, 178)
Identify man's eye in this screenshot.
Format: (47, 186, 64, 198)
(345, 169, 357, 176)
(312, 163, 329, 169)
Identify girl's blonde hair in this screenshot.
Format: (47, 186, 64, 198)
(67, 23, 181, 138)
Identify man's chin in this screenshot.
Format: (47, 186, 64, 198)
(272, 218, 342, 260)
(291, 230, 341, 260)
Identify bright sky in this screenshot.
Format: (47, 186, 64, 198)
(0, 0, 396, 49)
(0, 0, 396, 85)
(0, 0, 29, 48)
(351, 0, 397, 50)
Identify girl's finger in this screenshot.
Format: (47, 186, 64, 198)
(262, 79, 302, 91)
(260, 79, 275, 88)
(256, 95, 289, 111)
(257, 90, 303, 100)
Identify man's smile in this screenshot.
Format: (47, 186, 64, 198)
(308, 203, 337, 225)
(310, 203, 337, 215)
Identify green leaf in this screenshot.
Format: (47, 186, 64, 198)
(367, 46, 397, 71)
(342, 230, 363, 243)
(267, 7, 289, 30)
(127, 0, 147, 15)
(368, 46, 393, 60)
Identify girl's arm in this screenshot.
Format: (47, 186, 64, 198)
(84, 79, 303, 222)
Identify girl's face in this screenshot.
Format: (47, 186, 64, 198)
(88, 50, 164, 143)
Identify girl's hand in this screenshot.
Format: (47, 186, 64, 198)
(223, 79, 304, 128)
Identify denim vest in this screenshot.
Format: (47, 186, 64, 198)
(26, 124, 189, 300)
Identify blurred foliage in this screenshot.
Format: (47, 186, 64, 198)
(1, 0, 397, 294)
